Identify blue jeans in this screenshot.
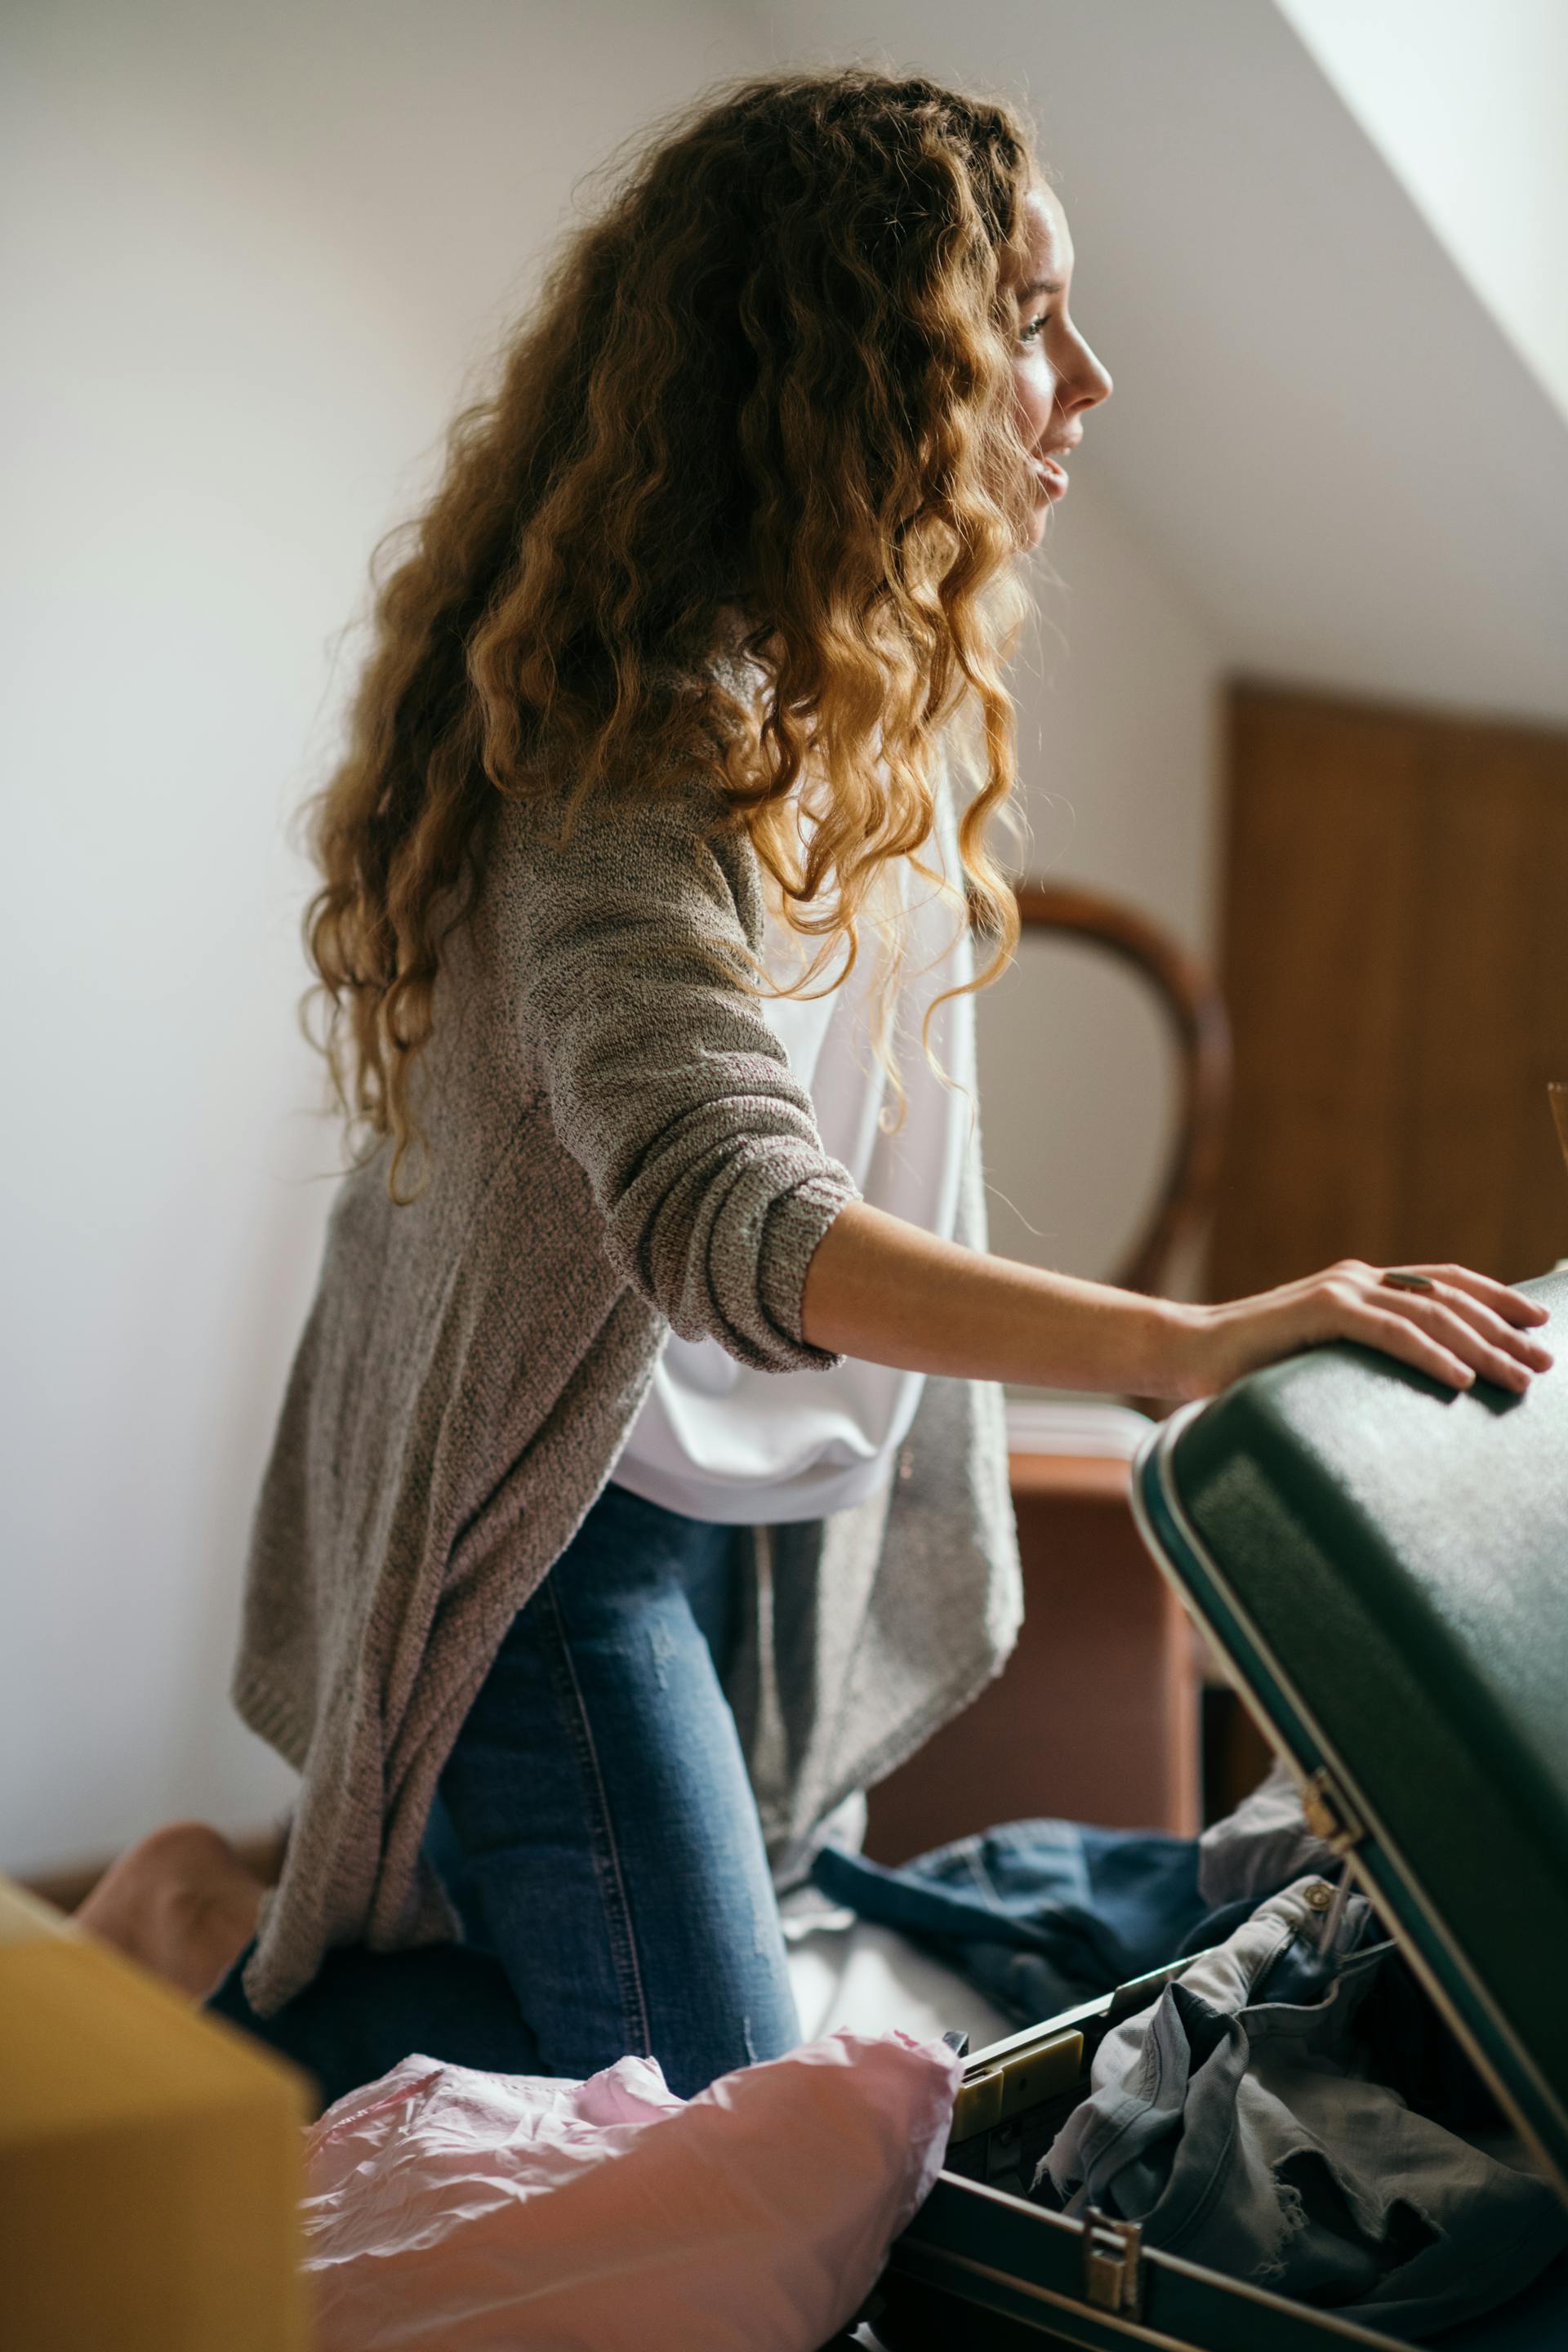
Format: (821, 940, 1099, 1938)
(812, 1819, 1212, 2027)
(207, 1485, 800, 2111)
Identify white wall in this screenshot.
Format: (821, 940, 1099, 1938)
(0, 1, 1224, 1873)
(978, 474, 1222, 1294)
(1277, 0, 1568, 421)
(0, 0, 760, 1876)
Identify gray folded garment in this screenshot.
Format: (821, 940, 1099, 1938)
(1037, 1878, 1568, 2341)
(1196, 1753, 1336, 1909)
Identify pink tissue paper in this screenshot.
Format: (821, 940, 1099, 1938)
(300, 2027, 961, 2350)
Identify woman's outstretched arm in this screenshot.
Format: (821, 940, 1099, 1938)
(800, 1200, 1553, 1403)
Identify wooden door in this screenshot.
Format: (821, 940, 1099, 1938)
(1210, 684, 1568, 1296)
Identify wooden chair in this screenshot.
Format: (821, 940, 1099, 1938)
(1010, 880, 1232, 1303)
(865, 881, 1232, 1859)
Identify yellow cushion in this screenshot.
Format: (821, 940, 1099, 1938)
(0, 1873, 310, 2350)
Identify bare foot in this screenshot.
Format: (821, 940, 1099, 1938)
(76, 1821, 267, 2001)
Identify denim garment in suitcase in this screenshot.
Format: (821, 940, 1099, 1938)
(875, 1266, 1568, 2350)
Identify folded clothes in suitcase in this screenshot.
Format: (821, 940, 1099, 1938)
(876, 1265, 1568, 2350)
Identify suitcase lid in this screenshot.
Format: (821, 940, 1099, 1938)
(1131, 1266, 1568, 2194)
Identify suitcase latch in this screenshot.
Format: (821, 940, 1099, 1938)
(1082, 2208, 1143, 2318)
(1301, 1766, 1365, 1856)
(948, 2027, 1084, 2143)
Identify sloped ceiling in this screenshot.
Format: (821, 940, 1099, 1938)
(758, 0, 1568, 724)
(1276, 0, 1568, 424)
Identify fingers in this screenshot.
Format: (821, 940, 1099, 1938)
(1339, 1299, 1480, 1391)
(1393, 1298, 1536, 1393)
(1399, 1283, 1553, 1387)
(1395, 1263, 1552, 1330)
(1213, 1258, 1556, 1403)
(1336, 1270, 1552, 1394)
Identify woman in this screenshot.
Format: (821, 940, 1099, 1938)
(83, 69, 1548, 2109)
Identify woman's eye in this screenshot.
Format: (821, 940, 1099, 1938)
(1020, 312, 1050, 345)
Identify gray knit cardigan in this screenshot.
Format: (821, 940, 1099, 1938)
(234, 755, 1022, 2016)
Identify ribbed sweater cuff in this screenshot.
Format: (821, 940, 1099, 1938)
(755, 1170, 858, 1364)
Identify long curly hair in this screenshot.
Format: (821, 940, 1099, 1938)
(301, 68, 1038, 1199)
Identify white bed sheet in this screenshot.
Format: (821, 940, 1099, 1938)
(783, 1900, 1013, 2053)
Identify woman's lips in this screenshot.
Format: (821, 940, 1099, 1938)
(1031, 453, 1070, 500)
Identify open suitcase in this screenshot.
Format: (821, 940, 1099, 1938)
(874, 1265, 1568, 2349)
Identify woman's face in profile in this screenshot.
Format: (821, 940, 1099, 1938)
(1006, 183, 1113, 550)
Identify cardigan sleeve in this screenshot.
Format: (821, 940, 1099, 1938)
(497, 779, 859, 1372)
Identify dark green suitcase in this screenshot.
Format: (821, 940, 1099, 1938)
(876, 1266, 1568, 2349)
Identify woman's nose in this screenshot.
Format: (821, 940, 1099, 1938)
(1065, 339, 1113, 415)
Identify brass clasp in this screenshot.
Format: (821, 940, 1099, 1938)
(1301, 1766, 1365, 1857)
(1083, 2208, 1144, 2317)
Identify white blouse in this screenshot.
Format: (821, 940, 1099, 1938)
(612, 801, 975, 1526)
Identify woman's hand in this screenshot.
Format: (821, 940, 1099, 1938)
(800, 1207, 1552, 1403)
(1169, 1260, 1553, 1404)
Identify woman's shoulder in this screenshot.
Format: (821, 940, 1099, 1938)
(487, 764, 765, 946)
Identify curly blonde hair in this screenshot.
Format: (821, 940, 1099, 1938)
(301, 68, 1037, 1198)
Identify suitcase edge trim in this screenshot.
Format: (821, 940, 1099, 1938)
(890, 2170, 1416, 2348)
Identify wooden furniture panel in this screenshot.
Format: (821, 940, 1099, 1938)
(1212, 684, 1568, 1296)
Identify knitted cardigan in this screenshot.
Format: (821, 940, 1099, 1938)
(233, 757, 1021, 2016)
